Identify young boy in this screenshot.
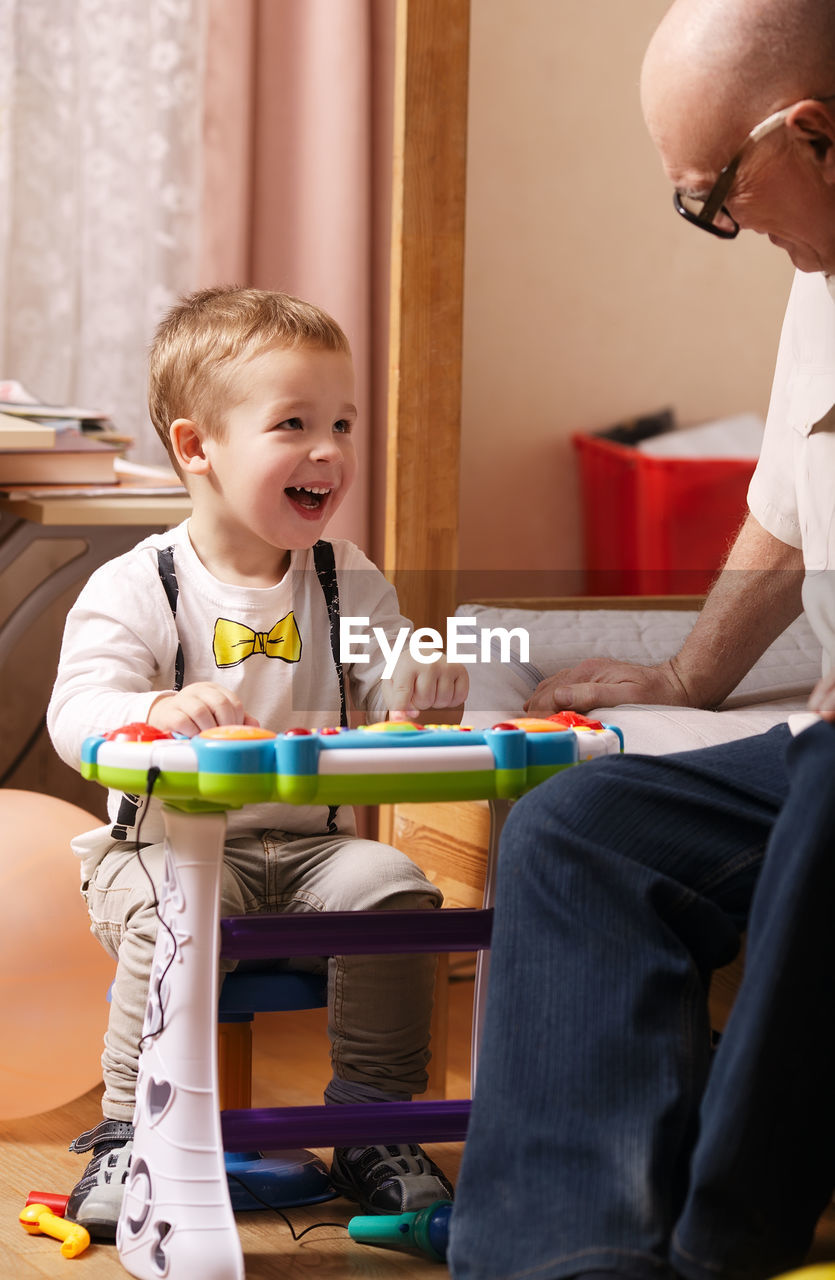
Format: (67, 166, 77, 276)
(47, 285, 468, 1238)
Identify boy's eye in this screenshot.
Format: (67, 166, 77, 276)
(276, 417, 303, 431)
(333, 419, 352, 434)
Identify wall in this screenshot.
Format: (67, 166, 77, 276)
(458, 0, 794, 587)
(246, 0, 396, 560)
(2, 4, 797, 802)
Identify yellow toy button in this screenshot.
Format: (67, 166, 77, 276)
(199, 726, 277, 740)
(360, 721, 423, 732)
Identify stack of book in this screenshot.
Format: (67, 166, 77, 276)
(0, 384, 184, 497)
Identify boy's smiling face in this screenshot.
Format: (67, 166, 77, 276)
(179, 341, 358, 585)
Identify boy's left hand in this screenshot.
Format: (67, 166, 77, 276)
(383, 655, 469, 722)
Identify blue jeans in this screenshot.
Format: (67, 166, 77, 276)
(448, 722, 835, 1280)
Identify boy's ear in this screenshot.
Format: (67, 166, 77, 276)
(170, 418, 211, 475)
(786, 100, 835, 184)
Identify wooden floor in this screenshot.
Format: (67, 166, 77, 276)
(3, 966, 835, 1278)
(0, 964, 474, 1279)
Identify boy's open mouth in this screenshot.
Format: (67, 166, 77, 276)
(285, 485, 332, 511)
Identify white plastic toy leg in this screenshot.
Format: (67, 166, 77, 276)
(116, 807, 244, 1280)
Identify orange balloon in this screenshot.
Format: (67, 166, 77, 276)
(0, 791, 116, 1120)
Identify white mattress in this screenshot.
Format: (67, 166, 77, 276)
(456, 605, 822, 755)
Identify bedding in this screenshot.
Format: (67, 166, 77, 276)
(457, 605, 822, 755)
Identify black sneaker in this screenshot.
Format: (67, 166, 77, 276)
(66, 1119, 135, 1241)
(330, 1143, 454, 1214)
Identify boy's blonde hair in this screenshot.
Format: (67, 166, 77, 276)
(148, 285, 351, 469)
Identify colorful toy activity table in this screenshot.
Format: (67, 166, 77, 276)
(80, 716, 622, 1280)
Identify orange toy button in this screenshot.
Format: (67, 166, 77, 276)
(503, 717, 572, 733)
(199, 726, 277, 740)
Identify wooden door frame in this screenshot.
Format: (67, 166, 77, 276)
(384, 0, 470, 633)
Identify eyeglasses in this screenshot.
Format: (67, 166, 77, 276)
(674, 94, 835, 237)
(673, 104, 796, 238)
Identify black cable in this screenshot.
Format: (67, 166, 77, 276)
(132, 765, 180, 1050)
(130, 772, 350, 1241)
(226, 1171, 349, 1240)
(0, 712, 47, 786)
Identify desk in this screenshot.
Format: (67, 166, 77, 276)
(0, 491, 191, 671)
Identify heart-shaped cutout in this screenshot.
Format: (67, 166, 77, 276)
(147, 1076, 173, 1121)
(153, 1220, 172, 1273)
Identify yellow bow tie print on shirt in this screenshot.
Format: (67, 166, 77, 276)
(212, 613, 302, 668)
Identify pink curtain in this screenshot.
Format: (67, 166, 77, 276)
(200, 0, 395, 564)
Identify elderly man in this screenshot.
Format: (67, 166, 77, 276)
(448, 2, 835, 1279)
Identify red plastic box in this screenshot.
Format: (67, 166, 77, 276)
(572, 432, 756, 595)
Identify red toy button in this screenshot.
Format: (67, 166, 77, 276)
(548, 711, 604, 730)
(103, 723, 173, 742)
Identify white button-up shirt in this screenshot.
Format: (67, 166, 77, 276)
(748, 269, 835, 672)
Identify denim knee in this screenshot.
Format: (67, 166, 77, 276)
(501, 755, 625, 866)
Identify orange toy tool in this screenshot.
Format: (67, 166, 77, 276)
(19, 1203, 90, 1258)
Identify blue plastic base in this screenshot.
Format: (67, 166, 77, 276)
(225, 1149, 336, 1211)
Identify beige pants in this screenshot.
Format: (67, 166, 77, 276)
(83, 828, 442, 1121)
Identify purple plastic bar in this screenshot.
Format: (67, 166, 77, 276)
(219, 906, 492, 959)
(221, 1099, 471, 1150)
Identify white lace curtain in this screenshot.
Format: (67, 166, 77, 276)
(0, 0, 208, 463)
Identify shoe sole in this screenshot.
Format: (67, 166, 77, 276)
(69, 1215, 118, 1243)
(329, 1172, 376, 1214)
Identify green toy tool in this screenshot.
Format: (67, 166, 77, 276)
(348, 1198, 452, 1262)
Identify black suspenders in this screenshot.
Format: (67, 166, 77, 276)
(309, 539, 347, 832)
(157, 545, 185, 693)
(312, 539, 347, 730)
(110, 541, 347, 840)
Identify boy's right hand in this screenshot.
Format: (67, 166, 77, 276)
(147, 682, 259, 737)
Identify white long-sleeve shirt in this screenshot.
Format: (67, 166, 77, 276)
(48, 522, 410, 864)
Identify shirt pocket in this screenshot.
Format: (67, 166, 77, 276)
(789, 382, 835, 571)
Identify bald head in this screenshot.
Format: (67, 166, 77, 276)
(641, 0, 835, 274)
(642, 0, 835, 163)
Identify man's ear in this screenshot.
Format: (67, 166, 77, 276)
(170, 418, 211, 475)
(786, 100, 835, 185)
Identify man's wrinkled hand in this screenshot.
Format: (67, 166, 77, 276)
(524, 657, 690, 716)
